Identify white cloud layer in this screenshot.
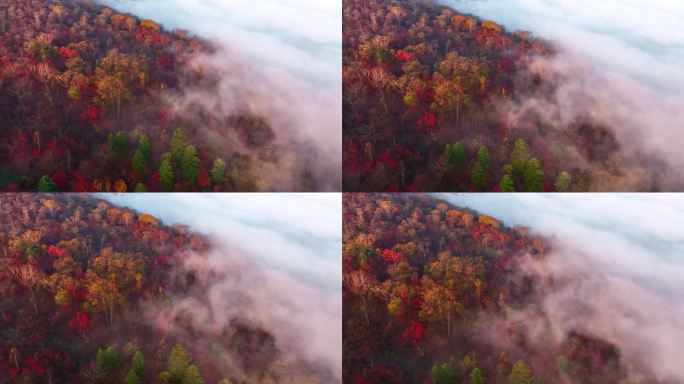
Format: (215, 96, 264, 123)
(438, 0, 684, 187)
(442, 193, 684, 382)
(97, 0, 342, 190)
(101, 193, 342, 381)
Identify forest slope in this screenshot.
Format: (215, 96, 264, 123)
(0, 0, 320, 192)
(343, 193, 657, 383)
(0, 194, 329, 383)
(343, 0, 664, 192)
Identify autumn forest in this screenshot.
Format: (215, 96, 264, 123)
(342, 193, 668, 383)
(2, 0, 683, 383)
(0, 0, 332, 192)
(0, 194, 335, 383)
(343, 0, 677, 192)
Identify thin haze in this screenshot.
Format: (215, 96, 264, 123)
(442, 193, 684, 382)
(97, 0, 342, 190)
(438, 0, 684, 188)
(101, 193, 342, 381)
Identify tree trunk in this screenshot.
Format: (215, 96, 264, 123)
(456, 96, 460, 126)
(116, 97, 121, 121)
(361, 295, 370, 326)
(447, 311, 452, 336)
(44, 81, 54, 107)
(30, 287, 38, 315)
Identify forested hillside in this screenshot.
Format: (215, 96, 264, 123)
(343, 194, 654, 383)
(0, 0, 315, 192)
(343, 0, 653, 192)
(0, 194, 327, 383)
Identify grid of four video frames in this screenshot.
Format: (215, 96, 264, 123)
(1, 0, 682, 383)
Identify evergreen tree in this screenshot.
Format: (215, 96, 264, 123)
(477, 145, 490, 172)
(159, 157, 174, 191)
(95, 346, 119, 377)
(508, 360, 533, 384)
(211, 158, 227, 185)
(134, 183, 147, 192)
(555, 171, 572, 192)
(471, 161, 486, 190)
(132, 134, 151, 173)
(523, 158, 544, 192)
(431, 362, 456, 384)
(108, 132, 128, 159)
(168, 344, 190, 380)
(183, 365, 204, 384)
(157, 344, 204, 384)
(38, 175, 58, 192)
(445, 142, 467, 172)
(125, 351, 146, 384)
(511, 138, 530, 175)
(181, 145, 200, 183)
(469, 367, 484, 384)
(499, 174, 515, 192)
(169, 128, 187, 164)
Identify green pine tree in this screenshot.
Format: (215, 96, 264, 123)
(508, 360, 533, 384)
(181, 145, 200, 183)
(125, 351, 146, 384)
(431, 362, 456, 384)
(38, 175, 58, 192)
(471, 161, 486, 190)
(445, 142, 467, 172)
(469, 367, 484, 384)
(554, 171, 572, 192)
(157, 344, 204, 384)
(95, 346, 119, 378)
(511, 138, 530, 175)
(134, 183, 147, 192)
(108, 132, 128, 159)
(159, 157, 175, 191)
(499, 174, 515, 192)
(132, 134, 151, 173)
(182, 365, 204, 384)
(523, 158, 544, 192)
(169, 128, 188, 164)
(210, 158, 227, 185)
(168, 344, 190, 380)
(477, 145, 490, 172)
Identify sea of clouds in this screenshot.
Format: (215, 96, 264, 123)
(102, 193, 342, 381)
(438, 0, 684, 189)
(96, 0, 342, 191)
(442, 193, 684, 382)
